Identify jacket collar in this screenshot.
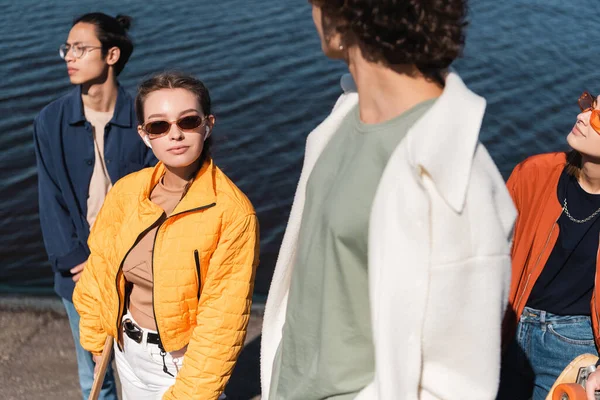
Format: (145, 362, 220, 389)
(406, 72, 486, 212)
(340, 71, 485, 212)
(67, 83, 133, 128)
(141, 158, 217, 215)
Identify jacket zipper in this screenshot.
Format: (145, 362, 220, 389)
(514, 212, 562, 313)
(194, 249, 201, 300)
(151, 202, 216, 351)
(114, 216, 164, 351)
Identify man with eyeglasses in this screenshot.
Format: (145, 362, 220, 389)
(32, 12, 156, 400)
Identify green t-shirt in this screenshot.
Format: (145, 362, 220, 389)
(270, 98, 436, 400)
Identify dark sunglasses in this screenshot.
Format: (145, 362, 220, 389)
(142, 115, 207, 138)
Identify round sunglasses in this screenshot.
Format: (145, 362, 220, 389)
(578, 92, 600, 134)
(142, 115, 207, 139)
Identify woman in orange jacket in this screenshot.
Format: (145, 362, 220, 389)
(499, 92, 600, 399)
(73, 72, 259, 400)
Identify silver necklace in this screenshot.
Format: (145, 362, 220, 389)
(563, 198, 600, 224)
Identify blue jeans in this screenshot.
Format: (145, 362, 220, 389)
(498, 306, 598, 400)
(63, 299, 118, 400)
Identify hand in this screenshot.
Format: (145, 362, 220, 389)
(92, 354, 102, 377)
(586, 368, 600, 400)
(70, 261, 86, 282)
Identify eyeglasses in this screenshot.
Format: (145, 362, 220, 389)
(142, 115, 207, 139)
(578, 92, 600, 134)
(59, 43, 102, 60)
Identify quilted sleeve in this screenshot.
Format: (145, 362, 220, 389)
(163, 213, 260, 400)
(73, 183, 123, 355)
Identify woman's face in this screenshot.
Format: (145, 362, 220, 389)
(63, 23, 109, 85)
(138, 88, 213, 169)
(567, 97, 600, 159)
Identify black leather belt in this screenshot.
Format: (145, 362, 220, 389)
(123, 318, 176, 377)
(123, 319, 161, 346)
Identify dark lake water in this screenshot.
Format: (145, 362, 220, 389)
(1, 0, 597, 297)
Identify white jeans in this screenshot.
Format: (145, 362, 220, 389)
(114, 312, 227, 399)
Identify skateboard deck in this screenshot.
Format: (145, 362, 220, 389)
(547, 353, 599, 400)
(88, 336, 114, 400)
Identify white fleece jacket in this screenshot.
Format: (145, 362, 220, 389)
(261, 72, 516, 400)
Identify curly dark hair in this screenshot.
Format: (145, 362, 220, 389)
(310, 0, 467, 81)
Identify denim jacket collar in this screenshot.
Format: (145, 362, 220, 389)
(66, 83, 133, 128)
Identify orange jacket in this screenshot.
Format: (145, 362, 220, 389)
(503, 152, 600, 349)
(73, 159, 259, 399)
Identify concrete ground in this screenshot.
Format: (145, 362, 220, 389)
(0, 296, 262, 400)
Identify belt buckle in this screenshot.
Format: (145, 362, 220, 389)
(123, 319, 143, 344)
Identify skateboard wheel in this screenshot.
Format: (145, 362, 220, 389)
(553, 383, 587, 400)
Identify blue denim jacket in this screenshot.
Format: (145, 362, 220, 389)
(33, 84, 157, 300)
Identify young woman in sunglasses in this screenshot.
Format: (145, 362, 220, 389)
(499, 92, 600, 399)
(73, 72, 259, 400)
(33, 12, 156, 400)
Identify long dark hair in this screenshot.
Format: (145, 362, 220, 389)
(566, 149, 582, 178)
(73, 13, 133, 76)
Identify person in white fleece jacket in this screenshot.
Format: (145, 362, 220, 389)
(260, 1, 516, 399)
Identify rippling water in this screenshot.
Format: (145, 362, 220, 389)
(0, 0, 596, 296)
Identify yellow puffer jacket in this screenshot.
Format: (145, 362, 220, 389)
(73, 159, 259, 399)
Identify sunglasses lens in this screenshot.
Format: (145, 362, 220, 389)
(177, 115, 203, 130)
(145, 121, 170, 136)
(590, 111, 600, 134)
